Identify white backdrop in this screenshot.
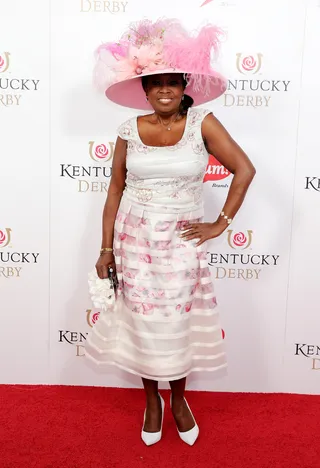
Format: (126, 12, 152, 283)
(1, 0, 319, 394)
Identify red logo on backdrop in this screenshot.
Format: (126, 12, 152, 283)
(91, 311, 100, 324)
(86, 309, 100, 328)
(88, 141, 114, 162)
(0, 52, 10, 73)
(233, 232, 247, 247)
(227, 230, 253, 250)
(242, 56, 257, 72)
(204, 154, 230, 182)
(95, 144, 109, 160)
(236, 53, 263, 75)
(0, 230, 6, 245)
(221, 329, 225, 339)
(0, 228, 12, 248)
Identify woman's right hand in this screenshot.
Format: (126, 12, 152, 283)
(95, 252, 116, 279)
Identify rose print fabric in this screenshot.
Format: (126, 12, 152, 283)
(85, 107, 227, 381)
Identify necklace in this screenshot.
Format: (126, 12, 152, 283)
(157, 112, 180, 131)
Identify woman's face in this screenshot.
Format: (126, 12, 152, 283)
(144, 73, 184, 114)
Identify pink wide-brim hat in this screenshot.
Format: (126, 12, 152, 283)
(105, 69, 227, 110)
(94, 18, 227, 110)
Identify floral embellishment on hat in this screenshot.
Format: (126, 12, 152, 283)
(93, 17, 227, 109)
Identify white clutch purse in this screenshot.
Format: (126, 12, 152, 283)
(87, 267, 118, 312)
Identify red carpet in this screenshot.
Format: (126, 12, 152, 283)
(0, 385, 319, 468)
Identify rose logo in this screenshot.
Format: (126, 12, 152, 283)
(86, 309, 101, 328)
(242, 56, 256, 72)
(227, 229, 253, 250)
(221, 329, 225, 339)
(0, 230, 6, 245)
(89, 141, 114, 162)
(233, 232, 247, 247)
(91, 311, 100, 324)
(0, 52, 10, 73)
(0, 228, 12, 248)
(95, 144, 108, 160)
(200, 0, 214, 6)
(236, 53, 263, 75)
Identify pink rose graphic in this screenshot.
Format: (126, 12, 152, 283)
(233, 232, 247, 247)
(138, 238, 151, 248)
(95, 144, 109, 160)
(140, 254, 152, 263)
(155, 221, 171, 232)
(142, 303, 154, 315)
(197, 251, 206, 260)
(187, 269, 198, 280)
(185, 302, 192, 313)
(241, 56, 257, 72)
(124, 271, 136, 279)
(157, 241, 171, 250)
(119, 232, 127, 241)
(0, 230, 6, 245)
(177, 220, 189, 231)
(92, 312, 100, 324)
(150, 289, 165, 299)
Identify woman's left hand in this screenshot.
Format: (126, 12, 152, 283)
(180, 222, 226, 246)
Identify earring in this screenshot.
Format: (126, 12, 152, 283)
(181, 95, 184, 100)
(146, 95, 148, 101)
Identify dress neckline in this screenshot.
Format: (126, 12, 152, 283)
(135, 107, 190, 149)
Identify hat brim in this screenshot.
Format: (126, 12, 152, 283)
(105, 69, 227, 110)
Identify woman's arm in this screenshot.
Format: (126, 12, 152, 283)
(96, 136, 127, 279)
(181, 113, 256, 246)
(101, 136, 127, 248)
(202, 112, 256, 228)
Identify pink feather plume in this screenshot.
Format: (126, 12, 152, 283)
(163, 23, 225, 95)
(96, 42, 128, 60)
(163, 23, 224, 73)
(92, 18, 225, 95)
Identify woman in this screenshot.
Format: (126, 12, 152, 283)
(85, 18, 256, 446)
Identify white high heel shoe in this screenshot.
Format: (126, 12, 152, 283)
(141, 394, 165, 446)
(170, 395, 199, 446)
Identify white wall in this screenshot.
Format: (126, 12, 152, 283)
(1, 0, 319, 393)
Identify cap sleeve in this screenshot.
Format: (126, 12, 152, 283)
(201, 108, 213, 120)
(189, 107, 213, 127)
(117, 117, 135, 141)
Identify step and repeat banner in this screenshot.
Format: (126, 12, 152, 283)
(1, 0, 319, 394)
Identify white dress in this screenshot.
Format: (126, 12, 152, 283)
(85, 107, 227, 381)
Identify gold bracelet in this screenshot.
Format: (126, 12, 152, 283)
(100, 247, 113, 255)
(220, 211, 233, 225)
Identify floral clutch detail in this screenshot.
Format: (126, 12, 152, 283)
(88, 268, 117, 312)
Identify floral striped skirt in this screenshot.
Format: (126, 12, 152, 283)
(85, 195, 227, 381)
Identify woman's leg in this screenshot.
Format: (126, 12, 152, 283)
(169, 377, 195, 432)
(142, 378, 162, 432)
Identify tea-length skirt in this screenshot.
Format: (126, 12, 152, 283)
(85, 196, 227, 381)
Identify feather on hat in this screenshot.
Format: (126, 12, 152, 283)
(93, 18, 227, 109)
